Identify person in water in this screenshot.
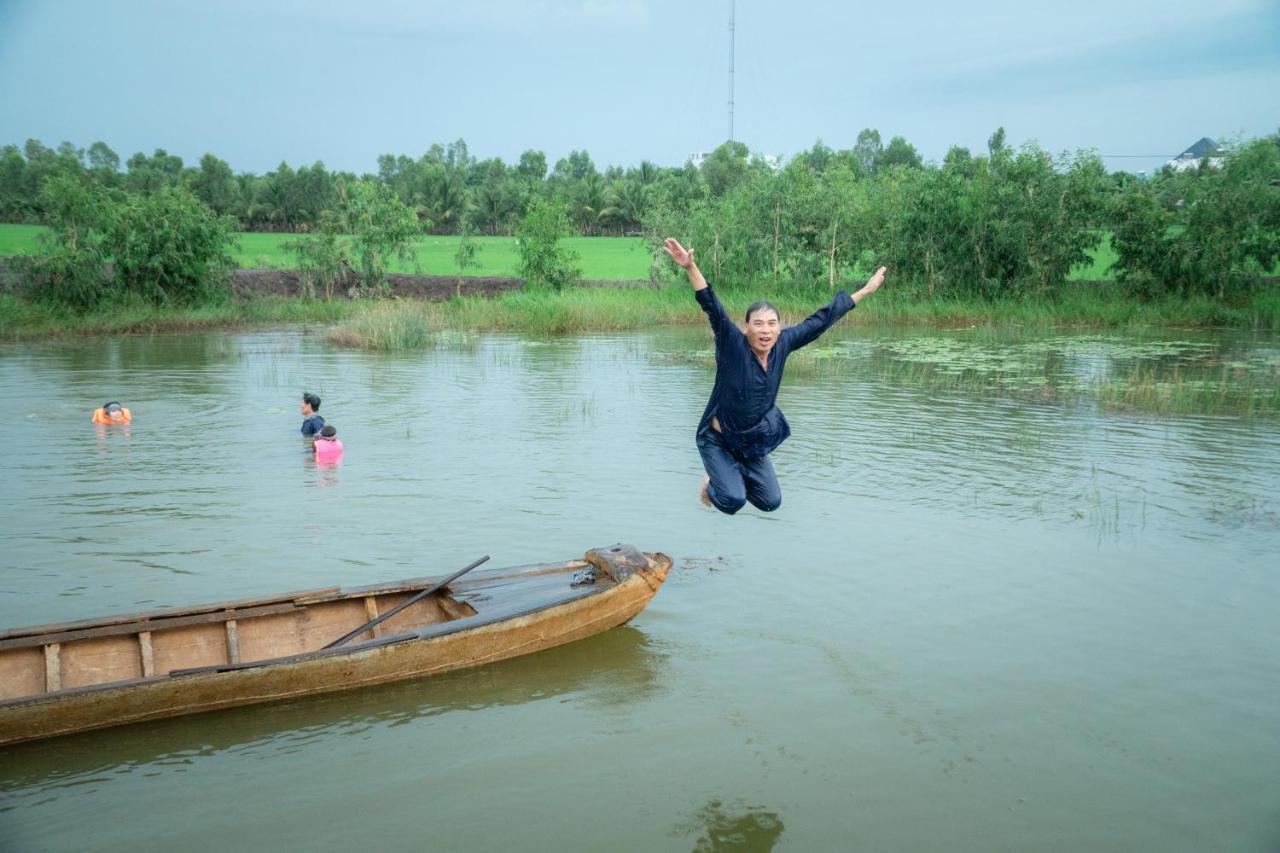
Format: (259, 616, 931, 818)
(313, 424, 344, 463)
(300, 392, 325, 437)
(662, 237, 886, 515)
(91, 401, 132, 424)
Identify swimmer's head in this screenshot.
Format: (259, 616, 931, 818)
(301, 392, 321, 415)
(318, 425, 337, 439)
(103, 402, 125, 421)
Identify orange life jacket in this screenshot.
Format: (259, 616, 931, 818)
(92, 407, 132, 424)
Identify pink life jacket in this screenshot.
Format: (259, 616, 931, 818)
(314, 437, 344, 464)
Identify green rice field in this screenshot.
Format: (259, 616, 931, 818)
(0, 224, 653, 280)
(0, 223, 1114, 281)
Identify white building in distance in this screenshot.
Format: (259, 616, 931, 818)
(1166, 137, 1225, 172)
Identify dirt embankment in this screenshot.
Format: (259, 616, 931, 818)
(232, 269, 658, 299)
(231, 268, 531, 300)
(0, 261, 654, 299)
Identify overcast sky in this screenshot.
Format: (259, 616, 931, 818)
(1, 0, 1276, 176)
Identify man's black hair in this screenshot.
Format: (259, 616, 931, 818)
(302, 392, 321, 411)
(744, 301, 780, 324)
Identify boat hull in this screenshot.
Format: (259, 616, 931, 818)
(0, 546, 670, 746)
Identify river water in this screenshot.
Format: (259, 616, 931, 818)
(1, 325, 1277, 852)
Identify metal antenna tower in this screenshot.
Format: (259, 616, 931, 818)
(728, 0, 735, 143)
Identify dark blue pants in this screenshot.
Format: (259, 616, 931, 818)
(697, 429, 782, 515)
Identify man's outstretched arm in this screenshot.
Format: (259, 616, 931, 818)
(664, 236, 737, 339)
(784, 266, 887, 350)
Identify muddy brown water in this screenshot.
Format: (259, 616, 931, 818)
(1, 326, 1277, 852)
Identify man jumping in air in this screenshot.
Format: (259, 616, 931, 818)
(662, 237, 886, 515)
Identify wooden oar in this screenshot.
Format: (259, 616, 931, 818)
(323, 555, 490, 649)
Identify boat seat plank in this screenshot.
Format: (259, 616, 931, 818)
(139, 632, 155, 677)
(225, 620, 240, 664)
(363, 597, 382, 639)
(45, 644, 61, 693)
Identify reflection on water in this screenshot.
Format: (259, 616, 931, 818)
(670, 799, 788, 850)
(0, 626, 666, 798)
(676, 800, 786, 852)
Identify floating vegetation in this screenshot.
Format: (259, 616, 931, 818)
(655, 333, 1280, 419)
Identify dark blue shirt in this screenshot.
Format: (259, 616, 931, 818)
(301, 414, 325, 436)
(695, 284, 855, 458)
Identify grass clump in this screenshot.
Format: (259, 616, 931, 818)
(324, 301, 441, 350)
(0, 293, 356, 341)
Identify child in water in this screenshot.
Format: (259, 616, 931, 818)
(92, 402, 132, 424)
(313, 424, 344, 464)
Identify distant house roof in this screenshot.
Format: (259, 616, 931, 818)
(1167, 137, 1224, 172)
(1176, 137, 1218, 160)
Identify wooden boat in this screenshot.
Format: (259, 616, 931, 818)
(0, 544, 671, 747)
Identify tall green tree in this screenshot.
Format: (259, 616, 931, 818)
(699, 141, 752, 197)
(0, 146, 31, 221)
(877, 136, 923, 171)
(853, 129, 882, 175)
(27, 174, 117, 308)
(343, 181, 422, 291)
(1112, 138, 1280, 297)
(516, 198, 581, 290)
(190, 153, 239, 216)
(109, 185, 237, 305)
(516, 149, 548, 182)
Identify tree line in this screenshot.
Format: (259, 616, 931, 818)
(641, 130, 1278, 299)
(4, 128, 1277, 304)
(0, 137, 677, 237)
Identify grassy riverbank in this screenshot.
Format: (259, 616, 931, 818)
(0, 293, 359, 340)
(3, 283, 1278, 344)
(330, 283, 1280, 343)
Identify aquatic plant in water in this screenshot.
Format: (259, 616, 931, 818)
(655, 332, 1280, 418)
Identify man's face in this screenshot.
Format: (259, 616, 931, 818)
(745, 310, 780, 356)
(107, 409, 124, 421)
(301, 400, 314, 416)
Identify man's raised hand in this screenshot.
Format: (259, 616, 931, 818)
(662, 237, 695, 269)
(864, 266, 886, 295)
(852, 266, 887, 304)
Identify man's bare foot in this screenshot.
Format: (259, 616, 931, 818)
(699, 473, 712, 508)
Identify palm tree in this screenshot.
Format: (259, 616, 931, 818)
(471, 183, 512, 236)
(249, 177, 289, 231)
(635, 160, 659, 185)
(573, 173, 607, 235)
(424, 173, 468, 234)
(602, 180, 650, 235)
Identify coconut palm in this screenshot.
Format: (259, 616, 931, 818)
(602, 180, 650, 235)
(572, 173, 608, 235)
